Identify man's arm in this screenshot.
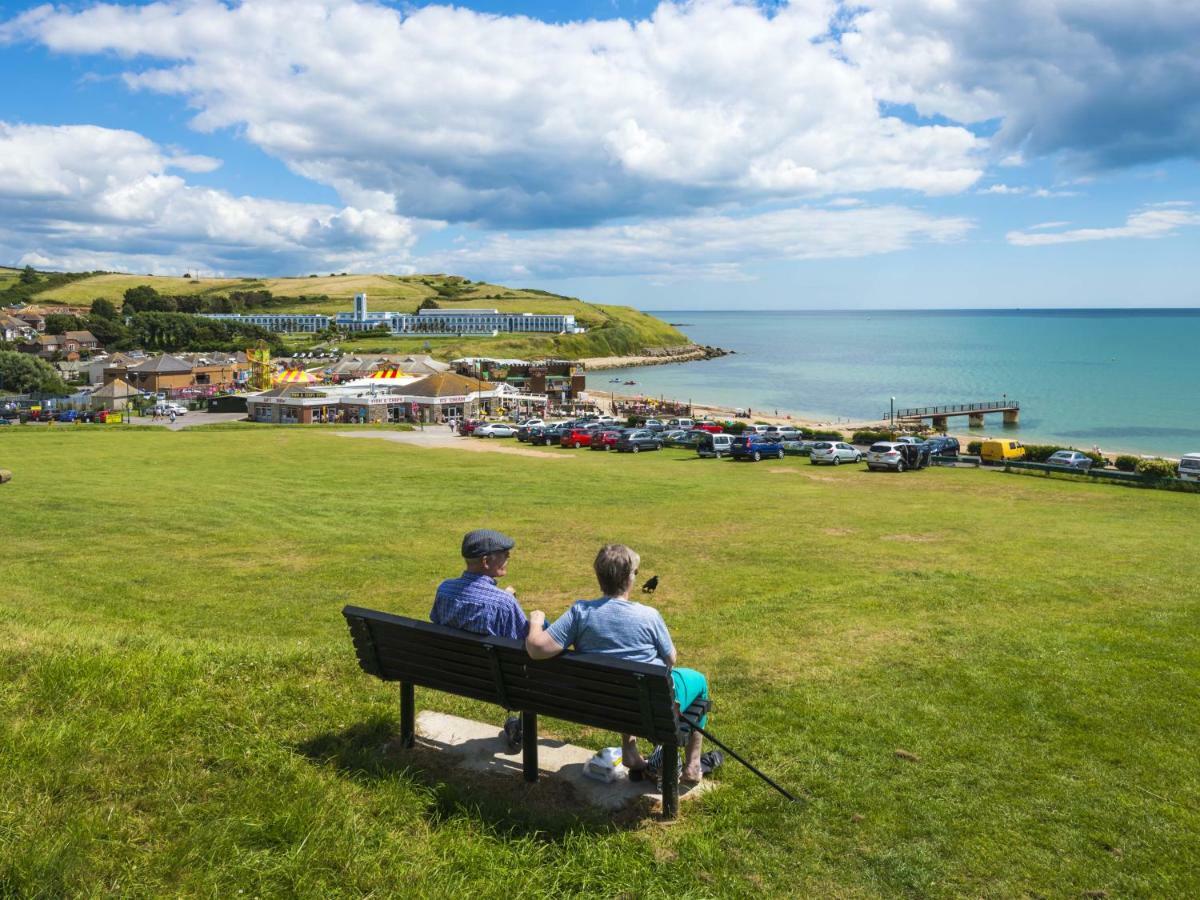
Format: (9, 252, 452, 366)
(525, 610, 565, 660)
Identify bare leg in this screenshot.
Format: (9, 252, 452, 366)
(681, 729, 703, 783)
(622, 734, 647, 769)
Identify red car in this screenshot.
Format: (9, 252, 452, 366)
(694, 422, 724, 434)
(588, 429, 624, 450)
(560, 427, 595, 448)
(457, 419, 480, 436)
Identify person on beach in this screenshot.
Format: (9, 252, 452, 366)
(525, 543, 711, 784)
(432, 529, 529, 748)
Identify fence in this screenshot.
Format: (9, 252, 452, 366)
(895, 400, 1018, 418)
(1001, 460, 1197, 492)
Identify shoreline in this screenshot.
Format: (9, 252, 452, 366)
(596, 391, 1176, 463)
(578, 344, 731, 370)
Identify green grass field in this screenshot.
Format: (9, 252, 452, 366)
(1, 427, 1197, 897)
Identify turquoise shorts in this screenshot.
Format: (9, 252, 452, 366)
(671, 667, 709, 729)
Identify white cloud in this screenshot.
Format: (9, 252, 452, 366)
(981, 184, 1027, 195)
(427, 205, 974, 279)
(1028, 221, 1070, 230)
(0, 122, 423, 274)
(1007, 203, 1200, 246)
(841, 0, 1200, 169)
(3, 0, 986, 228)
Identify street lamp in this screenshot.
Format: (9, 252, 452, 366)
(890, 396, 895, 429)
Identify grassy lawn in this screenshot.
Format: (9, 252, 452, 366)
(1, 428, 1197, 896)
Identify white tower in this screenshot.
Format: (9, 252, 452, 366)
(353, 292, 368, 322)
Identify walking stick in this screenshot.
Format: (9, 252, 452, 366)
(678, 711, 800, 803)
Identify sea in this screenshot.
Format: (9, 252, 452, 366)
(590, 309, 1200, 458)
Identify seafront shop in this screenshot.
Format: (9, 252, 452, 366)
(245, 376, 548, 424)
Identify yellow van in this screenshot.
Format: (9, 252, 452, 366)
(981, 439, 1025, 463)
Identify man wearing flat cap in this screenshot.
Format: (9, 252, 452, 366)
(432, 529, 529, 747)
(432, 529, 528, 640)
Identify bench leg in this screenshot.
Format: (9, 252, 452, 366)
(399, 681, 415, 749)
(522, 711, 538, 782)
(661, 739, 679, 820)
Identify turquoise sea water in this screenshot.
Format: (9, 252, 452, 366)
(591, 310, 1200, 457)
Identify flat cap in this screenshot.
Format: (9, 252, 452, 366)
(461, 528, 515, 559)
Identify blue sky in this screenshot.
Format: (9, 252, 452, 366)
(0, 0, 1197, 309)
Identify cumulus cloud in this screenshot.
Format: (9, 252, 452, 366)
(3, 0, 985, 228)
(1007, 202, 1200, 246)
(425, 204, 974, 279)
(0, 122, 422, 274)
(842, 0, 1200, 169)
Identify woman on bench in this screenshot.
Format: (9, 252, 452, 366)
(525, 543, 710, 784)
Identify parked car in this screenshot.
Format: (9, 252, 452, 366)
(666, 418, 695, 430)
(614, 429, 662, 453)
(1178, 453, 1200, 482)
(56, 410, 79, 423)
(810, 441, 862, 465)
(643, 419, 665, 432)
(923, 436, 960, 458)
(981, 439, 1025, 464)
(775, 426, 801, 439)
(530, 424, 566, 446)
(745, 424, 773, 435)
(457, 419, 480, 436)
(153, 403, 187, 416)
(660, 429, 694, 448)
(519, 418, 545, 429)
(693, 421, 724, 434)
(866, 442, 908, 471)
(589, 429, 625, 450)
(560, 427, 595, 448)
(697, 433, 734, 458)
(0, 417, 10, 426)
(475, 423, 518, 438)
(1045, 450, 1092, 471)
(731, 435, 785, 462)
(895, 436, 924, 445)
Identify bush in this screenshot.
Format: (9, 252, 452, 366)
(967, 440, 983, 455)
(1082, 451, 1107, 469)
(724, 422, 747, 435)
(1022, 444, 1063, 462)
(852, 429, 898, 444)
(1115, 455, 1139, 472)
(1136, 458, 1177, 479)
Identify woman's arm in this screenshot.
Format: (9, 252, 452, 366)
(525, 610, 565, 660)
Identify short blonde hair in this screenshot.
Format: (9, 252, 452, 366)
(594, 544, 640, 597)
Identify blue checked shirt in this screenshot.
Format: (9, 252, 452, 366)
(431, 572, 529, 641)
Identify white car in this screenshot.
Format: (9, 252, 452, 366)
(153, 403, 187, 416)
(775, 426, 801, 439)
(810, 441, 861, 465)
(474, 423, 517, 438)
(519, 418, 545, 428)
(866, 441, 907, 471)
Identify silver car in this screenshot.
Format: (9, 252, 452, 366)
(810, 441, 861, 465)
(1046, 450, 1092, 471)
(866, 441, 907, 471)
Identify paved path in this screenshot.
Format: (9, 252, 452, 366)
(337, 429, 572, 459)
(127, 412, 250, 431)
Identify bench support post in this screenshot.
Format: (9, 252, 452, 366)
(399, 681, 415, 749)
(522, 711, 538, 782)
(660, 738, 679, 820)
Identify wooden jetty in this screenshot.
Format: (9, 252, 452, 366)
(895, 400, 1019, 430)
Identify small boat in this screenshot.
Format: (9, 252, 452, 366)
(624, 380, 637, 385)
(609, 378, 621, 383)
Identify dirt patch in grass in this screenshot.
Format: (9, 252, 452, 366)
(824, 527, 855, 536)
(880, 533, 944, 543)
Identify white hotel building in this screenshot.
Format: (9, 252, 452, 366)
(204, 293, 584, 336)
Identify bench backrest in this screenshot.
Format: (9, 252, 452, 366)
(343, 605, 682, 744)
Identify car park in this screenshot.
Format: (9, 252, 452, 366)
(697, 433, 734, 458)
(474, 423, 518, 438)
(614, 429, 662, 453)
(731, 435, 785, 462)
(810, 441, 862, 465)
(1045, 450, 1093, 471)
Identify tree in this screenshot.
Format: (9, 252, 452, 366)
(90, 298, 118, 320)
(0, 351, 69, 395)
(85, 314, 129, 348)
(18, 265, 38, 285)
(44, 314, 84, 335)
(122, 284, 176, 313)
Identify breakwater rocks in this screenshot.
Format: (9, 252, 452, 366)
(581, 344, 732, 370)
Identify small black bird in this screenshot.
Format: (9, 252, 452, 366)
(642, 575, 659, 594)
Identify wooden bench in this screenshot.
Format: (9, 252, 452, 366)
(342, 605, 709, 818)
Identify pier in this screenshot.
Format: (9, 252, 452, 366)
(894, 400, 1019, 430)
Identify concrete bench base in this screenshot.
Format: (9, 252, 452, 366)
(413, 711, 716, 813)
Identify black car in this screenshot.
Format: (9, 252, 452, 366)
(614, 429, 662, 453)
(529, 424, 566, 446)
(923, 436, 960, 458)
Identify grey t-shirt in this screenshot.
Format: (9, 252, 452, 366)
(545, 597, 674, 666)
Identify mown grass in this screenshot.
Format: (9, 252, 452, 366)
(1, 428, 1197, 897)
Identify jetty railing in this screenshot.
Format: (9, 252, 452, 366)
(895, 400, 1018, 418)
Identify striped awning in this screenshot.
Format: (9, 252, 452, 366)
(274, 369, 321, 384)
(370, 368, 417, 380)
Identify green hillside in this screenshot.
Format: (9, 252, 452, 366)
(19, 271, 690, 360)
